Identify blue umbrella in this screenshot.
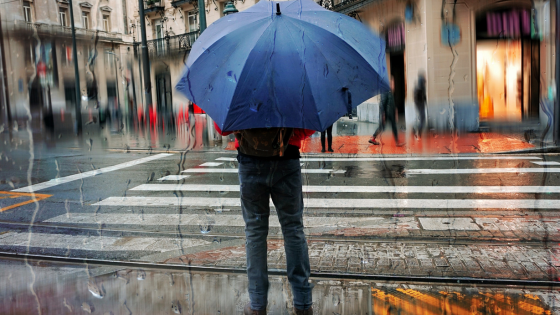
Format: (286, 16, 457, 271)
(176, 0, 389, 132)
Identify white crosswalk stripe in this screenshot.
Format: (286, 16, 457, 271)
(182, 168, 346, 174)
(0, 231, 210, 252)
(406, 168, 560, 175)
(532, 161, 560, 166)
(44, 213, 413, 229)
(130, 184, 560, 194)
(216, 156, 543, 162)
(93, 196, 560, 209)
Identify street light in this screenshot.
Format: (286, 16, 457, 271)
(223, 2, 238, 15)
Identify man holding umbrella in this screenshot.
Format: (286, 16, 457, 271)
(177, 0, 390, 313)
(215, 125, 315, 315)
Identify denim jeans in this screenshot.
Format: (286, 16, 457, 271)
(237, 154, 312, 311)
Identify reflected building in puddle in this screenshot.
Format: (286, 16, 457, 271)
(1, 257, 558, 314)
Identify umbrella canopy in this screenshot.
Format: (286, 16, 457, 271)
(176, 0, 390, 132)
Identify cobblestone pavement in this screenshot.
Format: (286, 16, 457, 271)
(167, 239, 560, 281)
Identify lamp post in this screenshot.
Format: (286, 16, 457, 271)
(198, 0, 207, 33)
(223, 1, 239, 15)
(68, 0, 82, 135)
(555, 0, 560, 144)
(138, 0, 152, 126)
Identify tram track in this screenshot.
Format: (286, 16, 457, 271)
(0, 251, 558, 288)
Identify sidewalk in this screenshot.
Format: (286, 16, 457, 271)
(166, 238, 559, 281)
(223, 131, 537, 155)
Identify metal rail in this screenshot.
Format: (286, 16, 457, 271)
(145, 31, 199, 59)
(0, 251, 558, 287)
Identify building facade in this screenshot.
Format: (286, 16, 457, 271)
(0, 0, 556, 135)
(328, 0, 556, 133)
(0, 0, 131, 131)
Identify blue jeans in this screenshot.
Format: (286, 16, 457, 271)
(237, 155, 312, 311)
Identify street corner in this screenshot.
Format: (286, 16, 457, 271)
(0, 191, 52, 213)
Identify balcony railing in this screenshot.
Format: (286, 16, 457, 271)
(21, 22, 122, 41)
(144, 0, 164, 13)
(146, 31, 199, 59)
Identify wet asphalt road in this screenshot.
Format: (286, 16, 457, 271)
(1, 138, 560, 269)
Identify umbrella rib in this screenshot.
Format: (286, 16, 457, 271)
(222, 20, 281, 130)
(280, 17, 322, 129)
(286, 14, 383, 76)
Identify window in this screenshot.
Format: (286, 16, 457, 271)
(187, 11, 197, 32)
(105, 49, 114, 70)
(59, 9, 68, 27)
(23, 1, 33, 23)
(81, 11, 90, 29)
(102, 15, 110, 32)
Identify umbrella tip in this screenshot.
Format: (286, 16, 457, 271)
(276, 3, 281, 15)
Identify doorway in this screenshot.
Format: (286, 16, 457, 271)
(389, 51, 406, 114)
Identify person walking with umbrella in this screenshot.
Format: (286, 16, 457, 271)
(369, 77, 405, 147)
(176, 1, 390, 313)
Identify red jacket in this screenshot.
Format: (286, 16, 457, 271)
(214, 122, 314, 149)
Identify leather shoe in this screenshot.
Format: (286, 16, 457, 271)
(293, 306, 313, 315)
(244, 302, 267, 315)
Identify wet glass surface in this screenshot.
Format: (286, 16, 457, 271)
(1, 0, 559, 313)
(1, 257, 559, 314)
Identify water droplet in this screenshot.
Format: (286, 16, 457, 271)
(171, 301, 182, 314)
(87, 280, 104, 299)
(226, 71, 238, 83)
(249, 100, 262, 112)
(200, 224, 212, 234)
(137, 269, 146, 280)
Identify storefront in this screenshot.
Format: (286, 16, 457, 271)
(476, 7, 541, 122)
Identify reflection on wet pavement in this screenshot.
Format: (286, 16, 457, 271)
(1, 257, 558, 314)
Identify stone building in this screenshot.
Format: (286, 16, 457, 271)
(0, 0, 556, 135)
(329, 0, 556, 133)
(0, 0, 131, 130)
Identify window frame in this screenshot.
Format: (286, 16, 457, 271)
(58, 9, 68, 27)
(81, 11, 90, 29)
(102, 15, 110, 32)
(187, 11, 198, 32)
(23, 1, 33, 23)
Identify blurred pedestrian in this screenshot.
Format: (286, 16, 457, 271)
(414, 72, 427, 139)
(369, 77, 404, 147)
(321, 124, 333, 152)
(214, 124, 315, 315)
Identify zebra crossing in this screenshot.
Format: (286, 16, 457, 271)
(84, 154, 560, 210)
(3, 153, 560, 260)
